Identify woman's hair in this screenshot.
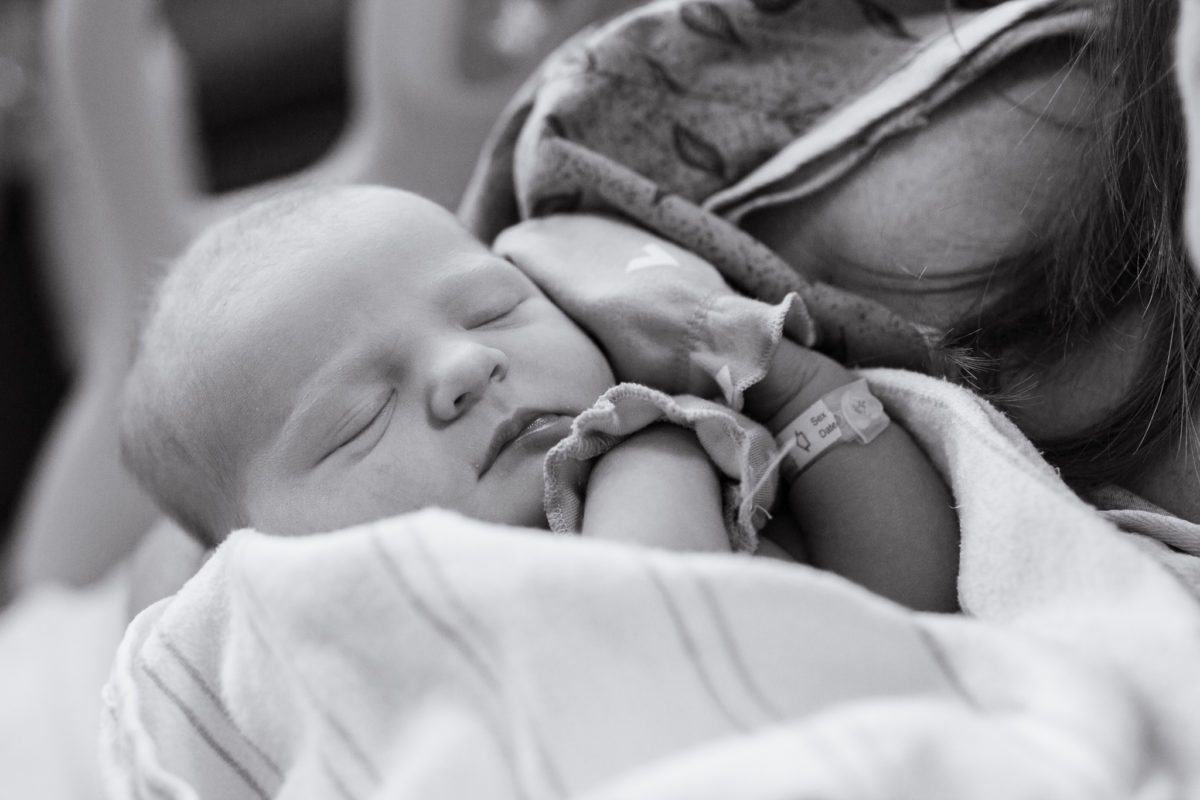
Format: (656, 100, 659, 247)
(946, 0, 1200, 491)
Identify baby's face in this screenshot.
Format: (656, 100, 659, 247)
(221, 189, 614, 535)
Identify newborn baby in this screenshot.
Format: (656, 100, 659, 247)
(121, 185, 615, 540)
(120, 184, 959, 610)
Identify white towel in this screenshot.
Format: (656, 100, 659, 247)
(101, 370, 1200, 799)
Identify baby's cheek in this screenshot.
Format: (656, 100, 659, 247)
(358, 458, 442, 521)
(244, 464, 419, 536)
(561, 329, 616, 396)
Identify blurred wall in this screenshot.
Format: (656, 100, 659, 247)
(162, 0, 350, 191)
(0, 0, 352, 557)
(0, 0, 67, 552)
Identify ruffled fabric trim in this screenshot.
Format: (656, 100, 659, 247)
(543, 385, 781, 553)
(684, 291, 810, 410)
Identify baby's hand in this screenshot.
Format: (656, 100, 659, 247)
(495, 214, 735, 394)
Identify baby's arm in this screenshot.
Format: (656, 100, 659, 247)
(745, 341, 960, 612)
(581, 424, 731, 553)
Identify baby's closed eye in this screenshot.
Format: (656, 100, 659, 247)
(467, 295, 526, 329)
(322, 389, 396, 462)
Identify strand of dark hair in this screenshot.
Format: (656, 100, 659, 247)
(944, 0, 1200, 490)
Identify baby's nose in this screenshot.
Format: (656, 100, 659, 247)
(428, 341, 509, 421)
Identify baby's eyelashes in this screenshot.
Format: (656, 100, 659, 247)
(464, 289, 530, 329)
(320, 390, 396, 463)
(468, 300, 523, 329)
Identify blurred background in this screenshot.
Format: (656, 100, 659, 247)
(0, 0, 642, 597)
(0, 0, 66, 580)
(0, 0, 356, 591)
(0, 0, 63, 575)
(2, 0, 346, 519)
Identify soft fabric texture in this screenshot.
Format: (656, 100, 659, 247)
(0, 568, 130, 800)
(459, 0, 1095, 374)
(494, 213, 816, 402)
(537, 279, 798, 552)
(1086, 484, 1200, 598)
(101, 369, 1200, 799)
(542, 383, 780, 552)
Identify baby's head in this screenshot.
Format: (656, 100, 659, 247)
(121, 185, 614, 545)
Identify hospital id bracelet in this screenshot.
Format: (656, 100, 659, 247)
(773, 379, 890, 478)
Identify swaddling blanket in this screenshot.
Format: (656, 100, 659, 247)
(101, 369, 1200, 799)
(459, 0, 1095, 373)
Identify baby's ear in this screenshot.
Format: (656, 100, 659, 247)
(1180, 1, 1200, 274)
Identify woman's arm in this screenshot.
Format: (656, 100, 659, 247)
(581, 424, 731, 554)
(745, 341, 961, 612)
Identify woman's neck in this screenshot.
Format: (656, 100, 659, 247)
(1134, 437, 1200, 523)
(1002, 304, 1200, 523)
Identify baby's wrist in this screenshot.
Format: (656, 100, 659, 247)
(744, 339, 857, 434)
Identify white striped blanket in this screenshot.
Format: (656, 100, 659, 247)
(101, 370, 1200, 799)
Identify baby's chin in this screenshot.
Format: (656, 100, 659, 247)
(471, 421, 577, 530)
(475, 473, 555, 531)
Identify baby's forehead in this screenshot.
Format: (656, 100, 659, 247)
(167, 188, 494, 361)
(196, 186, 391, 270)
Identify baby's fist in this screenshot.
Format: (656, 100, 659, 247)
(495, 214, 734, 392)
